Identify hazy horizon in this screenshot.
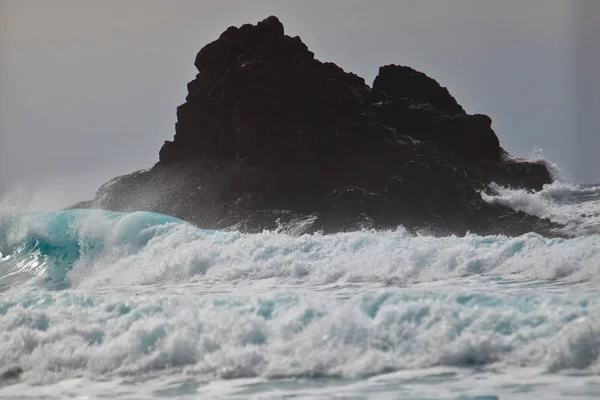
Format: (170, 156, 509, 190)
(1, 0, 599, 200)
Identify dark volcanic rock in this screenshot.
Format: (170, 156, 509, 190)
(373, 65, 466, 115)
(82, 16, 559, 237)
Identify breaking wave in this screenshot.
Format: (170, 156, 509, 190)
(1, 209, 600, 291)
(0, 205, 599, 389)
(482, 182, 600, 235)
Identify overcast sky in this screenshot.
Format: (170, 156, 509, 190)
(1, 0, 599, 199)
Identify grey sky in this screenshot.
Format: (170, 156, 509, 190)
(1, 0, 599, 199)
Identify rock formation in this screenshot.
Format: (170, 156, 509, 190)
(78, 16, 560, 236)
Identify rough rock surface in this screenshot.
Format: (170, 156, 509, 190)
(80, 16, 560, 236)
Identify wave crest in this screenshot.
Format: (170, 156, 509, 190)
(1, 210, 600, 291)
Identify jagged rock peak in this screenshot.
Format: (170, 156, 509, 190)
(373, 64, 466, 115)
(194, 16, 313, 81)
(219, 15, 284, 40)
(257, 15, 285, 35)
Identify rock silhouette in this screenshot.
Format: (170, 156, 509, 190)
(80, 16, 559, 236)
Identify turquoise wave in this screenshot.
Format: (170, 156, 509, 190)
(1, 209, 599, 292)
(0, 209, 187, 290)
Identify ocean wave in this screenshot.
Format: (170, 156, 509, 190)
(482, 181, 600, 235)
(1, 209, 599, 291)
(0, 288, 598, 385)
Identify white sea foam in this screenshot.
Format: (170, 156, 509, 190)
(1, 210, 599, 291)
(73, 226, 600, 289)
(0, 175, 599, 398)
(482, 181, 600, 235)
(0, 286, 598, 391)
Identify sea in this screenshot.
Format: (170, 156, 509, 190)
(0, 179, 599, 399)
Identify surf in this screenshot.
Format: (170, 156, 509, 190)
(0, 210, 186, 291)
(0, 187, 599, 398)
(1, 208, 600, 292)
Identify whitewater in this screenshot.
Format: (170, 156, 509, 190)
(0, 180, 599, 399)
